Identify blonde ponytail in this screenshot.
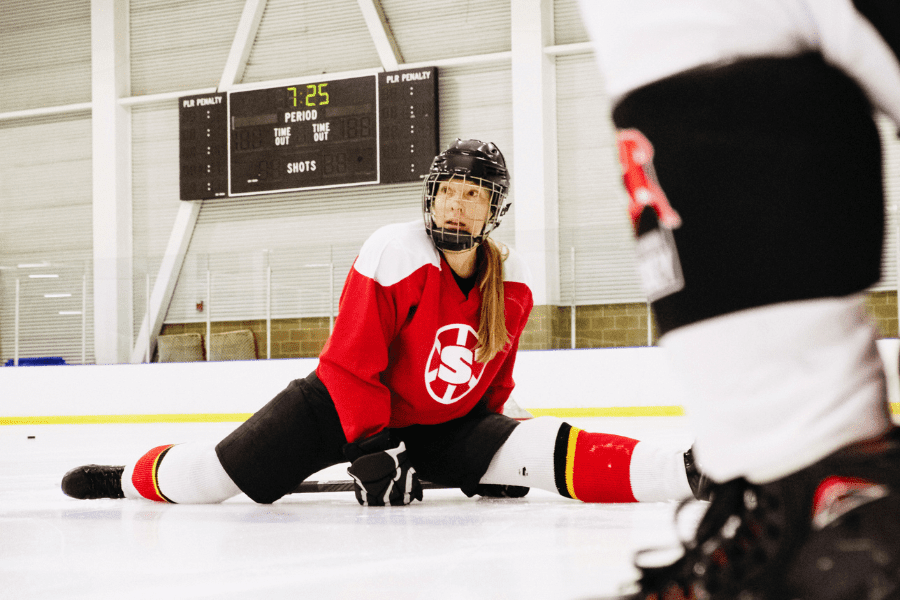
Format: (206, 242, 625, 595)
(475, 238, 510, 363)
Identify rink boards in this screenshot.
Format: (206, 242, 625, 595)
(1, 342, 898, 424)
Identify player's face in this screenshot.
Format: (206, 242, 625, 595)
(431, 177, 492, 236)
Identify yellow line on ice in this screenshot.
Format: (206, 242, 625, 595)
(2, 403, 898, 425)
(0, 413, 254, 426)
(527, 406, 686, 418)
(531, 404, 900, 418)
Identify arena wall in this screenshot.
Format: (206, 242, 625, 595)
(2, 341, 897, 424)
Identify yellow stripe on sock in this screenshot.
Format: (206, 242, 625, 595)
(151, 446, 170, 503)
(565, 426, 582, 501)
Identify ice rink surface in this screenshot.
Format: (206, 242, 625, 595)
(1, 417, 703, 600)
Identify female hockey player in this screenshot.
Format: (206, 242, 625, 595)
(576, 1, 900, 598)
(62, 139, 706, 507)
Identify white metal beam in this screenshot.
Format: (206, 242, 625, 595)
(543, 41, 593, 56)
(118, 87, 217, 106)
(5, 44, 591, 117)
(0, 102, 92, 122)
(92, 0, 133, 364)
(402, 51, 511, 71)
(219, 0, 267, 91)
(131, 0, 267, 363)
(357, 0, 403, 71)
(511, 0, 559, 306)
(131, 201, 201, 363)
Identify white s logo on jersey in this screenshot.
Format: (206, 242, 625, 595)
(425, 324, 485, 404)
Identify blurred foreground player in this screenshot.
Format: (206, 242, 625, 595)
(578, 1, 900, 598)
(62, 139, 707, 508)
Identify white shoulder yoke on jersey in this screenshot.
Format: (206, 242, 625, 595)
(501, 245, 532, 288)
(353, 221, 442, 287)
(578, 0, 900, 127)
(354, 220, 532, 290)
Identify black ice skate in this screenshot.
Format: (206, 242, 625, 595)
(614, 427, 900, 600)
(683, 447, 712, 501)
(61, 465, 126, 499)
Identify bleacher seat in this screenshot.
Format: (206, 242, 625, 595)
(208, 330, 257, 361)
(157, 333, 205, 362)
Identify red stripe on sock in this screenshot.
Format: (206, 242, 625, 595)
(571, 432, 638, 503)
(132, 444, 175, 503)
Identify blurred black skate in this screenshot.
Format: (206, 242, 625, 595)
(62, 464, 125, 499)
(684, 447, 713, 501)
(614, 427, 900, 600)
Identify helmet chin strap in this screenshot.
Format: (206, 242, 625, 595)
(428, 222, 487, 253)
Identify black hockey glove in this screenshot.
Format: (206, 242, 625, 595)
(344, 430, 423, 506)
(470, 483, 530, 499)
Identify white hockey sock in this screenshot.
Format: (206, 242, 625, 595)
(479, 416, 694, 502)
(480, 416, 560, 492)
(629, 440, 696, 502)
(661, 295, 893, 484)
(122, 442, 241, 504)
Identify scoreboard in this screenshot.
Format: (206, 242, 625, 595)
(179, 67, 438, 200)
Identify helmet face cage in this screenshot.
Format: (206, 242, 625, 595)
(422, 139, 511, 253)
(424, 174, 509, 252)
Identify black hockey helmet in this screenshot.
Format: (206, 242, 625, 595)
(423, 139, 511, 252)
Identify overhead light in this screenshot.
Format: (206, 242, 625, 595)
(18, 262, 50, 269)
(44, 293, 73, 298)
(29, 274, 59, 279)
(58, 311, 83, 315)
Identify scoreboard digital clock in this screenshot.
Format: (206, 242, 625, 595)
(179, 67, 438, 200)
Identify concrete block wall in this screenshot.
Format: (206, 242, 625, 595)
(158, 291, 899, 360)
(865, 291, 899, 338)
(160, 317, 331, 360)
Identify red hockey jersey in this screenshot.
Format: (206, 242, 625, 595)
(316, 220, 534, 443)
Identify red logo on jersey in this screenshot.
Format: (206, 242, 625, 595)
(616, 129, 682, 234)
(425, 324, 485, 405)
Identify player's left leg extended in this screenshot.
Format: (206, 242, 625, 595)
(480, 416, 703, 502)
(396, 406, 706, 502)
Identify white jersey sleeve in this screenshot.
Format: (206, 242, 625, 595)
(578, 0, 900, 127)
